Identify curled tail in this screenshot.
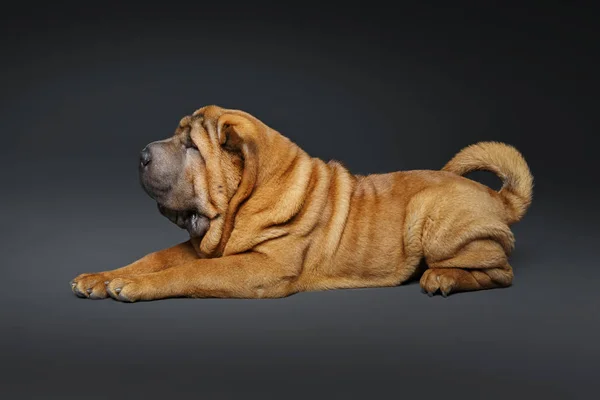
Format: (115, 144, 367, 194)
(443, 141, 534, 224)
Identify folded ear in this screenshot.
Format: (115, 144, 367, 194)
(217, 113, 257, 151)
(216, 112, 260, 188)
(214, 113, 260, 255)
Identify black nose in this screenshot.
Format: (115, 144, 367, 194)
(140, 147, 152, 167)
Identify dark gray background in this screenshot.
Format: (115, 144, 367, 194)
(1, 2, 598, 399)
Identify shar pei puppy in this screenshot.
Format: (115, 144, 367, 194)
(71, 105, 533, 302)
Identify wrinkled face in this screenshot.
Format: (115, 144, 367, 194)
(139, 109, 243, 239)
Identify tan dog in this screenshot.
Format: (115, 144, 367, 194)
(70, 105, 533, 301)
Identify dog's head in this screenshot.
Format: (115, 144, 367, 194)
(139, 105, 280, 255)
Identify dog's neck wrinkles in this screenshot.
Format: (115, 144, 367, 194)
(206, 149, 356, 267)
(192, 119, 359, 265)
(208, 132, 302, 257)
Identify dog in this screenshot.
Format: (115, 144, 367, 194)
(70, 105, 533, 302)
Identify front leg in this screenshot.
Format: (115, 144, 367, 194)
(105, 252, 299, 302)
(71, 240, 200, 299)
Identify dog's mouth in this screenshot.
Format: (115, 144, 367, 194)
(157, 203, 210, 238)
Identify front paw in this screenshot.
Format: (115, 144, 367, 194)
(70, 273, 110, 299)
(105, 277, 143, 303)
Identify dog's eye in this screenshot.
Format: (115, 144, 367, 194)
(183, 138, 198, 150)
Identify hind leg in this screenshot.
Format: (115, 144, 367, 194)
(420, 239, 513, 297)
